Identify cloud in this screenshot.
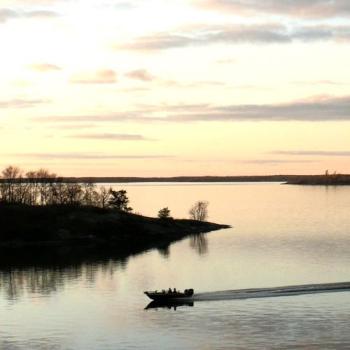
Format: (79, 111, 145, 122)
(28, 63, 62, 72)
(31, 112, 165, 123)
(126, 69, 155, 81)
(0, 8, 59, 23)
(70, 69, 117, 84)
(162, 79, 226, 88)
(26, 10, 59, 18)
(216, 57, 238, 64)
(0, 98, 48, 108)
(69, 133, 154, 141)
(0, 0, 68, 7)
(119, 87, 151, 93)
(240, 159, 317, 164)
(197, 0, 350, 19)
(291, 80, 348, 86)
(165, 95, 350, 122)
(2, 0, 64, 4)
(271, 151, 350, 157)
(30, 103, 210, 123)
(30, 95, 350, 123)
(120, 23, 350, 51)
(9, 153, 173, 160)
(52, 124, 96, 130)
(114, 1, 137, 10)
(0, 9, 18, 22)
(120, 33, 191, 51)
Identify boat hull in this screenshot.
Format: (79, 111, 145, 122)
(144, 289, 194, 301)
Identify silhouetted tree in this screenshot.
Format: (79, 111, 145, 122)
(108, 189, 132, 212)
(65, 183, 83, 205)
(50, 181, 66, 205)
(1, 166, 23, 203)
(0, 166, 137, 210)
(189, 201, 208, 221)
(35, 169, 57, 205)
(158, 207, 171, 219)
(25, 170, 39, 205)
(81, 182, 96, 206)
(98, 186, 111, 208)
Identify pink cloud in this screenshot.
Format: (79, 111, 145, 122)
(197, 0, 350, 18)
(28, 63, 62, 72)
(126, 69, 155, 81)
(0, 8, 59, 23)
(0, 98, 48, 108)
(70, 69, 117, 84)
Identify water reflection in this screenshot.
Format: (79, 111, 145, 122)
(190, 234, 208, 255)
(0, 258, 125, 301)
(156, 234, 209, 259)
(0, 233, 210, 301)
(145, 300, 194, 310)
(157, 245, 170, 258)
(0, 267, 67, 300)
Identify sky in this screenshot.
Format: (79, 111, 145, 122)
(0, 0, 350, 176)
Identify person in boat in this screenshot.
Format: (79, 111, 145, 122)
(173, 288, 177, 293)
(168, 288, 172, 294)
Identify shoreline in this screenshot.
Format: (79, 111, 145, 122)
(23, 175, 348, 185)
(0, 204, 229, 264)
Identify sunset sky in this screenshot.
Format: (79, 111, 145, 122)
(1, 0, 350, 176)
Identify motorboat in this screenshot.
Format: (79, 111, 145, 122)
(144, 288, 194, 301)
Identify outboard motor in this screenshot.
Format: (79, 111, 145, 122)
(185, 288, 194, 296)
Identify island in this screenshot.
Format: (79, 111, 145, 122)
(0, 203, 229, 267)
(0, 166, 230, 266)
(0, 204, 228, 248)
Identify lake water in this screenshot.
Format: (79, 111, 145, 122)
(1, 183, 350, 349)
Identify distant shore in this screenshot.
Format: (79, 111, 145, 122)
(51, 174, 350, 185)
(38, 175, 312, 183)
(2, 174, 350, 185)
(285, 174, 350, 185)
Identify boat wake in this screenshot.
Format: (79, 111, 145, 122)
(192, 282, 350, 302)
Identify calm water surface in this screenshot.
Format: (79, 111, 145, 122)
(1, 183, 350, 349)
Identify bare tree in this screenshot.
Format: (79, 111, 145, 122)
(189, 201, 209, 221)
(50, 181, 66, 205)
(65, 183, 83, 205)
(98, 186, 110, 208)
(0, 166, 132, 210)
(22, 169, 59, 205)
(81, 182, 96, 206)
(1, 166, 23, 203)
(26, 170, 39, 205)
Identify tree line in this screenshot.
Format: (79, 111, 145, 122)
(0, 165, 209, 220)
(158, 201, 208, 221)
(0, 165, 129, 210)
